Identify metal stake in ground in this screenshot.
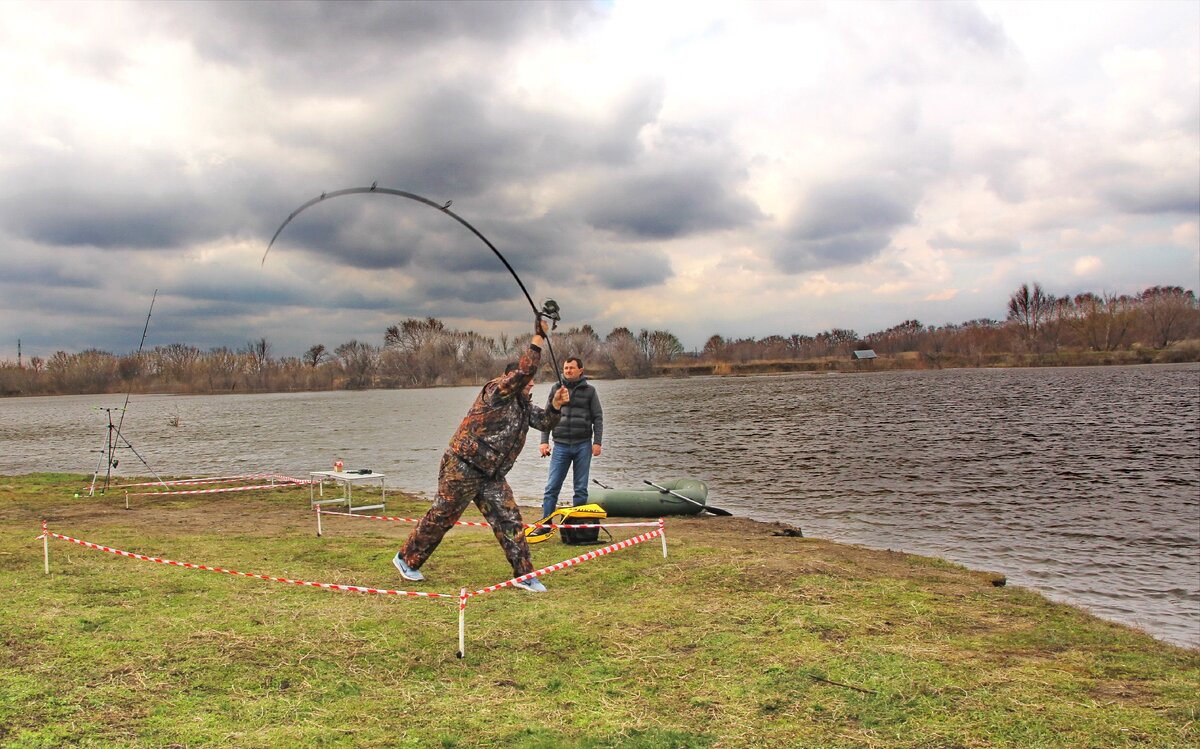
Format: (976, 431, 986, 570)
(40, 519, 49, 574)
(458, 588, 468, 659)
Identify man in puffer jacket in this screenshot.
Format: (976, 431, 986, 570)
(393, 318, 569, 592)
(536, 356, 604, 524)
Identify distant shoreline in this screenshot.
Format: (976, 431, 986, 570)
(658, 348, 1200, 378)
(3, 353, 1198, 398)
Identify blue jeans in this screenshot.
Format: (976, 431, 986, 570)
(541, 440, 592, 519)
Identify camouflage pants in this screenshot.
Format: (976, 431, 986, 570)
(399, 451, 533, 577)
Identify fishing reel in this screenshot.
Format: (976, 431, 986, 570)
(539, 299, 561, 331)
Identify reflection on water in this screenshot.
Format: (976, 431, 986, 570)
(2, 363, 1197, 648)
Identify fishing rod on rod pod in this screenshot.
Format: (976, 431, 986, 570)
(262, 185, 565, 387)
(88, 290, 168, 496)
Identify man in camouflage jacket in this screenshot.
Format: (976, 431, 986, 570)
(394, 319, 569, 589)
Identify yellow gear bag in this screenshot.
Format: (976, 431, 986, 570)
(524, 503, 610, 545)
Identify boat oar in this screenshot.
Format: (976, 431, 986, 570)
(643, 480, 733, 516)
(592, 479, 613, 490)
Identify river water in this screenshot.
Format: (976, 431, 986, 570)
(2, 364, 1197, 648)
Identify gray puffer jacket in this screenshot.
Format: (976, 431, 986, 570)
(540, 376, 603, 446)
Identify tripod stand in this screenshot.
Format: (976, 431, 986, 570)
(87, 406, 166, 496)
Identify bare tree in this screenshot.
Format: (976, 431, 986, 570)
(815, 328, 859, 357)
(1100, 293, 1137, 351)
(153, 343, 202, 385)
(335, 340, 379, 389)
(920, 324, 956, 367)
(866, 320, 924, 354)
(1044, 297, 1072, 352)
(1139, 286, 1199, 348)
(603, 326, 643, 377)
(1007, 282, 1054, 352)
(787, 334, 817, 359)
(46, 349, 119, 393)
(758, 335, 791, 359)
(303, 344, 328, 368)
(701, 335, 726, 360)
(201, 347, 244, 391)
(385, 317, 446, 353)
(117, 352, 145, 382)
(1065, 292, 1138, 351)
(644, 329, 685, 367)
(555, 325, 602, 369)
(242, 338, 272, 371)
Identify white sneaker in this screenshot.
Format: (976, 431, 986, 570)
(392, 552, 424, 582)
(513, 577, 547, 593)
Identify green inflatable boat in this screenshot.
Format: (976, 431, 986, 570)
(591, 479, 710, 517)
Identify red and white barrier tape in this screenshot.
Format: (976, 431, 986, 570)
(42, 530, 451, 599)
(316, 508, 662, 529)
(317, 510, 492, 527)
(127, 479, 309, 498)
(522, 520, 662, 529)
(114, 473, 288, 489)
(469, 527, 664, 597)
(39, 516, 666, 659)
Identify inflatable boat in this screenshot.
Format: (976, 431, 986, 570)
(590, 478, 710, 517)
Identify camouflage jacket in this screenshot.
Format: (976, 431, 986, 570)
(447, 342, 562, 478)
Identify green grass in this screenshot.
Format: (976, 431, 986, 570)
(0, 474, 1196, 748)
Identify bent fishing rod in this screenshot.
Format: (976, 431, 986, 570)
(262, 185, 563, 385)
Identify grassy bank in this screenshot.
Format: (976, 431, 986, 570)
(1, 474, 1196, 748)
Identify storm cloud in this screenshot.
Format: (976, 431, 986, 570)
(774, 181, 919, 273)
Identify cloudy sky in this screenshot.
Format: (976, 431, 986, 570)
(2, 0, 1197, 359)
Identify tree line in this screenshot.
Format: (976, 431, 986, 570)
(2, 284, 1196, 397)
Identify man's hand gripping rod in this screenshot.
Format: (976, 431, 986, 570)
(538, 299, 564, 388)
